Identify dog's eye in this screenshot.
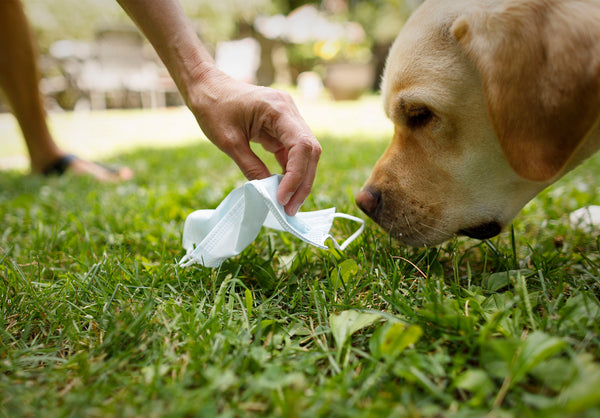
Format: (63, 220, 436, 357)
(405, 106, 433, 128)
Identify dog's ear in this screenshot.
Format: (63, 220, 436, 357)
(452, 0, 600, 182)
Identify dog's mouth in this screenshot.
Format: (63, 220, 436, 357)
(357, 186, 504, 243)
(458, 221, 502, 240)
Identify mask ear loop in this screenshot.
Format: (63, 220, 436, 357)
(179, 245, 206, 267)
(327, 213, 365, 251)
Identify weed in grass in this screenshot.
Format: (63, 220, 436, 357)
(1, 136, 600, 417)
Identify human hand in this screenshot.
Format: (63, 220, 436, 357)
(188, 66, 321, 216)
(115, 0, 319, 215)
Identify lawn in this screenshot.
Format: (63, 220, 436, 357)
(1, 96, 600, 417)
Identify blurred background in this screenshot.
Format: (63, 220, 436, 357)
(0, 0, 422, 171)
(8, 0, 422, 112)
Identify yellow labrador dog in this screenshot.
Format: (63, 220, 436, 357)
(356, 0, 600, 246)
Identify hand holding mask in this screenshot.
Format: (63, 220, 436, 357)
(180, 175, 364, 268)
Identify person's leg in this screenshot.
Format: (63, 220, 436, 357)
(0, 0, 132, 181)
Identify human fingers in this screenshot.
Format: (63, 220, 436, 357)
(252, 134, 290, 173)
(246, 87, 321, 214)
(254, 133, 318, 215)
(273, 131, 321, 215)
(219, 134, 272, 181)
(262, 115, 320, 215)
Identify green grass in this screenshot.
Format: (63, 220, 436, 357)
(1, 126, 600, 417)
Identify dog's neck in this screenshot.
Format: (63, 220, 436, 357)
(562, 115, 600, 177)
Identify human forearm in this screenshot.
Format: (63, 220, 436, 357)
(116, 0, 321, 215)
(116, 0, 213, 105)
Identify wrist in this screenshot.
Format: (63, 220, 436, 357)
(183, 62, 232, 118)
(167, 40, 215, 105)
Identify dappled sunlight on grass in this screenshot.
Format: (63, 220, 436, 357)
(1, 104, 600, 416)
(0, 92, 392, 172)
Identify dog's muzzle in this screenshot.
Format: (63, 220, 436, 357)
(355, 188, 382, 220)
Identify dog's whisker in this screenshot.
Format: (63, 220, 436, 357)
(419, 213, 444, 223)
(412, 227, 430, 241)
(404, 215, 413, 233)
(418, 221, 447, 235)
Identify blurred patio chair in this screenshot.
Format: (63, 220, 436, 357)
(48, 27, 180, 110)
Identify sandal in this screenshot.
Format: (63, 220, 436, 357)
(41, 154, 122, 177)
(42, 154, 78, 176)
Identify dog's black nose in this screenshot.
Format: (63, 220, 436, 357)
(459, 221, 502, 240)
(356, 187, 381, 218)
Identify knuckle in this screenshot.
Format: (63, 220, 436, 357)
(243, 168, 263, 180)
(294, 136, 321, 157)
(297, 141, 314, 156)
(217, 133, 241, 155)
(312, 141, 323, 158)
(260, 89, 294, 117)
(266, 88, 292, 104)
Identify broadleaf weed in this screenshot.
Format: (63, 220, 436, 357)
(1, 131, 599, 416)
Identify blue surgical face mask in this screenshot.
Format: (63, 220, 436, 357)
(179, 174, 364, 268)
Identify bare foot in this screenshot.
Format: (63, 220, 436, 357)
(39, 154, 134, 182)
(67, 158, 134, 182)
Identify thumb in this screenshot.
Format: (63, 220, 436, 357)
(229, 143, 271, 180)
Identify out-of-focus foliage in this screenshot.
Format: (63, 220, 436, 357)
(23, 0, 129, 53)
(348, 0, 412, 44)
(178, 0, 285, 45)
(23, 0, 286, 52)
(23, 0, 415, 53)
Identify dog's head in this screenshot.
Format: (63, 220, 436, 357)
(356, 0, 600, 246)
